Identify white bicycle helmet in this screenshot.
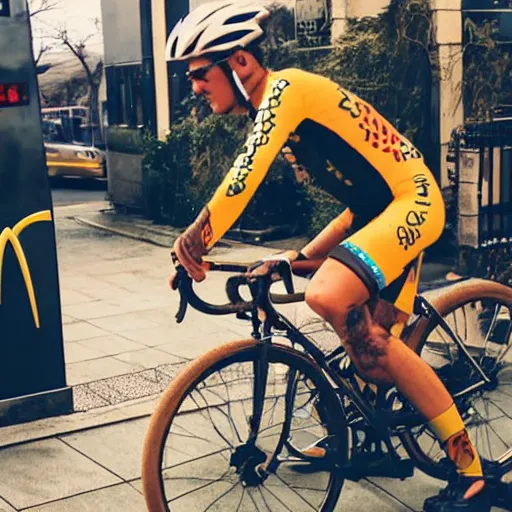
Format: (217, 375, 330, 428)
(165, 0, 270, 62)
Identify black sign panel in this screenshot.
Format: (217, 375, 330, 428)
(0, 2, 71, 425)
(0, 0, 10, 17)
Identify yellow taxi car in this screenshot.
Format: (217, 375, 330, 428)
(44, 142, 106, 178)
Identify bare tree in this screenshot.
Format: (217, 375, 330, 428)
(28, 0, 60, 18)
(55, 26, 103, 143)
(28, 0, 60, 67)
(34, 41, 51, 65)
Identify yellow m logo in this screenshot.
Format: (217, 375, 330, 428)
(0, 211, 53, 329)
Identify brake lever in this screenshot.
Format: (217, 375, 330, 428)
(278, 261, 295, 294)
(172, 263, 189, 323)
(176, 281, 188, 323)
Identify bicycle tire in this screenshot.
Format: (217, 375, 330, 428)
(400, 279, 512, 480)
(142, 338, 347, 512)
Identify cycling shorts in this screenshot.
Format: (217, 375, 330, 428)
(329, 167, 445, 316)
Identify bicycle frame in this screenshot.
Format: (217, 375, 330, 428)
(245, 286, 508, 473)
(174, 263, 512, 476)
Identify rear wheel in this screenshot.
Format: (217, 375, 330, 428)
(142, 339, 347, 511)
(400, 280, 512, 481)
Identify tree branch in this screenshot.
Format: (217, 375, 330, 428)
(34, 42, 51, 65)
(55, 28, 94, 81)
(29, 0, 60, 18)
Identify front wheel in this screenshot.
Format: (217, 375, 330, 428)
(400, 279, 512, 481)
(142, 338, 347, 511)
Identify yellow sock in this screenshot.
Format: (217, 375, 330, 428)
(429, 403, 483, 478)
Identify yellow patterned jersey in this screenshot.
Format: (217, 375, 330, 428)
(202, 68, 436, 246)
(194, 68, 445, 309)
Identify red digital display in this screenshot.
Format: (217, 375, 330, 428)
(0, 83, 29, 108)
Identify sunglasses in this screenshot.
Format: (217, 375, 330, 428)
(186, 56, 231, 82)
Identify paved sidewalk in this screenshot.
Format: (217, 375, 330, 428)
(0, 400, 450, 512)
(2, 203, 500, 512)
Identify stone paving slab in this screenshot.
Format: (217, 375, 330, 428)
(60, 289, 97, 307)
(0, 497, 16, 512)
(60, 417, 149, 481)
(74, 333, 147, 357)
(0, 438, 121, 509)
(63, 301, 131, 322)
(87, 313, 162, 332)
(368, 472, 443, 512)
(66, 357, 140, 386)
(62, 322, 110, 343)
(64, 342, 106, 364)
(113, 347, 185, 369)
(24, 483, 146, 512)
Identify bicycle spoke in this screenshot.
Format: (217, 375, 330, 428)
(423, 433, 439, 458)
(496, 343, 512, 366)
(495, 387, 512, 399)
(203, 482, 241, 511)
(462, 303, 468, 346)
(190, 389, 236, 449)
(167, 466, 233, 503)
(256, 486, 273, 511)
(486, 397, 512, 421)
(246, 488, 260, 511)
(270, 472, 319, 510)
(164, 447, 232, 473)
(235, 488, 246, 512)
(477, 403, 510, 451)
(170, 421, 227, 450)
(482, 304, 500, 362)
(204, 371, 245, 444)
(453, 310, 460, 349)
(482, 399, 494, 460)
(260, 484, 297, 512)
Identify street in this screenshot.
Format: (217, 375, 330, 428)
(50, 177, 107, 207)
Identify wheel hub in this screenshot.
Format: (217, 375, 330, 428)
(230, 443, 268, 487)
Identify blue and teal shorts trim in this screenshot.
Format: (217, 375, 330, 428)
(328, 241, 386, 297)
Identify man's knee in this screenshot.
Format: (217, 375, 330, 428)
(305, 280, 348, 325)
(304, 257, 370, 325)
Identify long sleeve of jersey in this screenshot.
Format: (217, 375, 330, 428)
(201, 75, 304, 250)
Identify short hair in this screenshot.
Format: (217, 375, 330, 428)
(244, 39, 266, 66)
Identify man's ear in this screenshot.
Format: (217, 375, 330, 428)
(232, 50, 248, 67)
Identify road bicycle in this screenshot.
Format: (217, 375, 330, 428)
(142, 258, 512, 511)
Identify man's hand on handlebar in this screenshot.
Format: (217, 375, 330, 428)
(245, 250, 307, 281)
(170, 209, 213, 284)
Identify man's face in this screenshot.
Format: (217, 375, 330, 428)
(187, 57, 236, 114)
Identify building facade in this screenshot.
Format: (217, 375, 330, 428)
(99, 0, 511, 203)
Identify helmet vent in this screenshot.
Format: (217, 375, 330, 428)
(198, 3, 233, 24)
(170, 36, 178, 58)
(184, 28, 206, 57)
(203, 30, 253, 50)
(225, 12, 259, 25)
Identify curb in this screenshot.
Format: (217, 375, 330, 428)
(73, 216, 172, 248)
(0, 395, 158, 449)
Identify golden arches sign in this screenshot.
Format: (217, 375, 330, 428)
(0, 210, 53, 329)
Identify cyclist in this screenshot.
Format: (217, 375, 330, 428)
(166, 2, 488, 510)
